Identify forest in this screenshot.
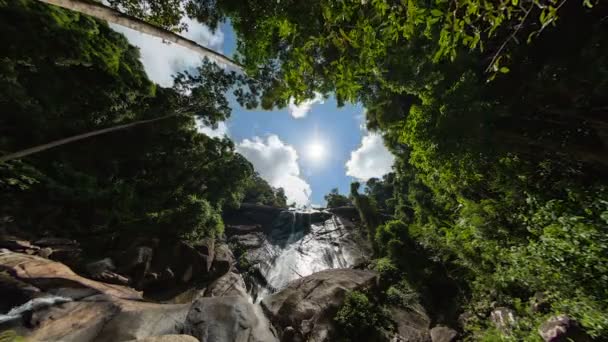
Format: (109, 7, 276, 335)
(1, 0, 607, 341)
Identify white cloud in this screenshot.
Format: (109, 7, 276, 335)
(346, 133, 395, 181)
(197, 120, 229, 138)
(236, 135, 311, 206)
(288, 93, 324, 119)
(110, 18, 224, 87)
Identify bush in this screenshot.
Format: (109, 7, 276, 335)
(334, 291, 393, 342)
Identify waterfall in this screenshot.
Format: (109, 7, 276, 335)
(0, 296, 72, 324)
(246, 209, 370, 302)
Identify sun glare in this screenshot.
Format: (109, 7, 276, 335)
(306, 141, 326, 163)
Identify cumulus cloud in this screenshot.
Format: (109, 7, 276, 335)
(346, 133, 395, 181)
(110, 18, 224, 87)
(288, 93, 324, 119)
(197, 121, 229, 138)
(236, 135, 311, 206)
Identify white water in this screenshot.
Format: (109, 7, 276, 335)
(252, 211, 369, 300)
(0, 296, 72, 324)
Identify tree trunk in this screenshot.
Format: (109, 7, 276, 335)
(38, 0, 242, 70)
(0, 114, 181, 163)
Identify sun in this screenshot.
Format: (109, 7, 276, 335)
(306, 140, 326, 163)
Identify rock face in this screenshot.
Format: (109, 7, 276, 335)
(0, 250, 192, 341)
(390, 306, 432, 342)
(204, 271, 248, 298)
(228, 209, 373, 301)
(538, 315, 590, 342)
(261, 268, 379, 341)
(184, 296, 278, 342)
(0, 250, 280, 342)
(429, 326, 458, 342)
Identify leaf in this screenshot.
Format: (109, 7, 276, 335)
(499, 67, 510, 73)
(512, 0, 518, 5)
(431, 9, 443, 17)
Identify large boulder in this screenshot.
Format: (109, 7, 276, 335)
(211, 243, 235, 276)
(204, 271, 248, 298)
(390, 306, 432, 342)
(0, 250, 142, 300)
(183, 296, 278, 342)
(261, 268, 379, 341)
(538, 315, 591, 342)
(429, 326, 457, 342)
(0, 250, 194, 342)
(113, 238, 213, 291)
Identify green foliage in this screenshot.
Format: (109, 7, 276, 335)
(351, 182, 381, 254)
(334, 291, 392, 342)
(0, 331, 24, 342)
(324, 188, 351, 208)
(0, 0, 253, 243)
(242, 173, 287, 207)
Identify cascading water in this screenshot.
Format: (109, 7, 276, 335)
(243, 209, 371, 302)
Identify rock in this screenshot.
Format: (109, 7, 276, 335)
(223, 203, 284, 229)
(430, 326, 457, 342)
(490, 307, 516, 332)
(225, 224, 263, 235)
(119, 245, 153, 288)
(183, 296, 278, 342)
(0, 271, 41, 312)
(530, 292, 550, 313)
(95, 271, 131, 286)
(204, 271, 248, 298)
(0, 237, 38, 251)
(193, 238, 214, 272)
(126, 335, 200, 342)
(212, 243, 235, 276)
(0, 250, 142, 300)
(0, 251, 193, 342)
(229, 232, 265, 249)
(391, 306, 432, 342)
(261, 269, 378, 341)
(538, 315, 591, 342)
(37, 247, 53, 258)
(34, 237, 78, 247)
(85, 258, 116, 277)
(326, 206, 359, 222)
(148, 240, 210, 286)
(22, 294, 191, 342)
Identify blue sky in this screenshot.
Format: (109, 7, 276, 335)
(111, 21, 395, 206)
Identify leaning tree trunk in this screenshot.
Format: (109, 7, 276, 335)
(37, 0, 243, 70)
(0, 114, 182, 163)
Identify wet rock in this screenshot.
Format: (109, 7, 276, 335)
(204, 271, 248, 298)
(490, 307, 516, 332)
(0, 271, 41, 312)
(430, 326, 457, 342)
(183, 296, 278, 342)
(538, 315, 591, 342)
(261, 269, 378, 341)
(391, 306, 432, 342)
